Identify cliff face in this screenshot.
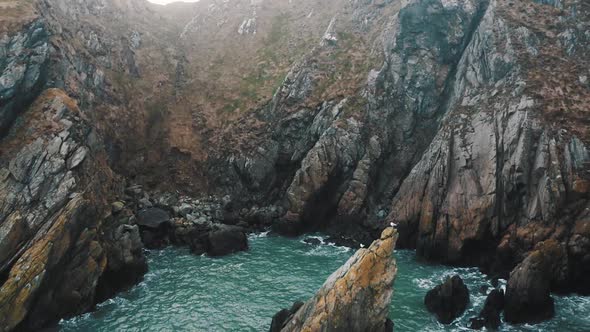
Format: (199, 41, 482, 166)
(388, 0, 590, 282)
(0, 2, 150, 329)
(0, 0, 589, 329)
(0, 88, 146, 331)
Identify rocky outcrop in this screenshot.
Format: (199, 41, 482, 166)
(269, 301, 304, 332)
(275, 227, 398, 332)
(504, 239, 568, 323)
(0, 18, 49, 136)
(384, 0, 590, 291)
(137, 207, 171, 249)
(115, 189, 252, 256)
(206, 226, 248, 256)
(95, 207, 148, 303)
(424, 275, 470, 324)
(0, 89, 146, 331)
(469, 288, 505, 330)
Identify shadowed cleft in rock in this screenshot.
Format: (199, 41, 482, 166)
(271, 227, 398, 332)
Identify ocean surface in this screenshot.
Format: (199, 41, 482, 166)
(61, 232, 590, 331)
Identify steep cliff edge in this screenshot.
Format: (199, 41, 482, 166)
(387, 0, 590, 288)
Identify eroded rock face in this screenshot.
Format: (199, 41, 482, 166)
(504, 239, 568, 323)
(0, 89, 146, 331)
(384, 0, 590, 292)
(277, 227, 398, 332)
(0, 19, 49, 136)
(424, 275, 470, 324)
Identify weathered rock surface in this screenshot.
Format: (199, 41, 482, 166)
(207, 226, 249, 257)
(0, 89, 146, 331)
(277, 227, 398, 332)
(269, 301, 304, 332)
(0, 18, 49, 136)
(424, 275, 470, 324)
(1, 0, 589, 329)
(469, 288, 505, 330)
(137, 208, 170, 228)
(95, 209, 148, 302)
(504, 239, 568, 323)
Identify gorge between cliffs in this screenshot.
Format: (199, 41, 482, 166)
(0, 0, 589, 331)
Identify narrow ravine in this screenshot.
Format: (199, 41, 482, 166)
(61, 234, 590, 332)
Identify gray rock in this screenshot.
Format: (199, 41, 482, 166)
(67, 146, 88, 169)
(207, 226, 248, 256)
(137, 208, 170, 228)
(177, 203, 194, 217)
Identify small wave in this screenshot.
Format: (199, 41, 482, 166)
(249, 231, 270, 239)
(413, 277, 437, 289)
(300, 235, 326, 245)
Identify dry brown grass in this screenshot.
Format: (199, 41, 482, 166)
(0, 0, 37, 34)
(500, 0, 590, 145)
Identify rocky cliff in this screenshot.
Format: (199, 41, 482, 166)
(0, 0, 589, 328)
(0, 88, 146, 330)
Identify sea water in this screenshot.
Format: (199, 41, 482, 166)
(61, 233, 590, 331)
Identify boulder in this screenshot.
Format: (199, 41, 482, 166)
(95, 223, 148, 302)
(269, 301, 304, 332)
(424, 275, 470, 324)
(207, 226, 249, 256)
(469, 289, 504, 330)
(277, 227, 398, 332)
(177, 203, 194, 218)
(137, 208, 170, 228)
(137, 208, 171, 248)
(504, 239, 567, 324)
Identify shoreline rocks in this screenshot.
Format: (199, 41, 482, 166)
(207, 226, 249, 257)
(424, 275, 470, 324)
(123, 187, 253, 257)
(269, 301, 304, 332)
(504, 239, 567, 324)
(272, 227, 398, 332)
(469, 288, 505, 330)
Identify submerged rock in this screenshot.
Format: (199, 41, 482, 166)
(275, 227, 398, 332)
(424, 275, 470, 324)
(302, 237, 322, 246)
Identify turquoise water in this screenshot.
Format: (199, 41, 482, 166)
(61, 233, 590, 331)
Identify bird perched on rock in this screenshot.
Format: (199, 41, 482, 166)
(360, 243, 365, 248)
(390, 222, 398, 228)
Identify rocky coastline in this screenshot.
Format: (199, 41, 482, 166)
(0, 0, 589, 330)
